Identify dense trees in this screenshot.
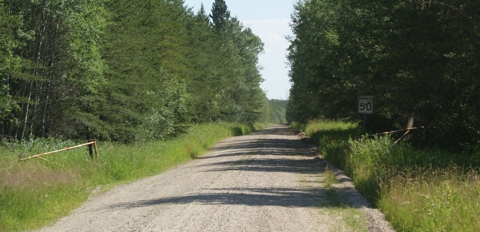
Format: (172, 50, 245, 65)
(0, 0, 267, 143)
(269, 99, 287, 124)
(210, 0, 230, 32)
(287, 0, 480, 151)
(0, 0, 108, 141)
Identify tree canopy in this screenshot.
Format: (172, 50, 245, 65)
(287, 0, 480, 151)
(0, 0, 268, 143)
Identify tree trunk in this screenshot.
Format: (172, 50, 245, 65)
(42, 18, 60, 137)
(20, 4, 48, 141)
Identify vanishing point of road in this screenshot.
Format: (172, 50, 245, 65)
(39, 125, 393, 232)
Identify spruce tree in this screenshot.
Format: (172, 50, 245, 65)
(210, 0, 230, 32)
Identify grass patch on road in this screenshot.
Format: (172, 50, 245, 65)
(323, 168, 367, 232)
(293, 120, 480, 232)
(323, 167, 339, 189)
(294, 155, 367, 231)
(0, 123, 268, 231)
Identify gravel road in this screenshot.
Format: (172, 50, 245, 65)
(39, 125, 394, 232)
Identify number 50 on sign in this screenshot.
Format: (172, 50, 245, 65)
(358, 96, 373, 114)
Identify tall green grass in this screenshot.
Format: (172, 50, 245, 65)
(0, 123, 267, 231)
(380, 167, 480, 231)
(294, 120, 480, 232)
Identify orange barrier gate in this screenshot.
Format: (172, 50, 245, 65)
(19, 140, 99, 164)
(355, 126, 425, 144)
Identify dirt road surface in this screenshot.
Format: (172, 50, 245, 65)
(39, 125, 394, 232)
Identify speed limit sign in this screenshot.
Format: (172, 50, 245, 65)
(358, 96, 373, 114)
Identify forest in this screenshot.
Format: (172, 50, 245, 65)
(287, 0, 480, 152)
(268, 99, 287, 124)
(0, 0, 269, 143)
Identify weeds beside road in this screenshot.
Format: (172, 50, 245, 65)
(0, 123, 266, 231)
(37, 125, 382, 232)
(294, 120, 480, 231)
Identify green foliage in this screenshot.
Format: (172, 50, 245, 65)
(287, 0, 480, 151)
(0, 0, 109, 141)
(0, 123, 266, 231)
(299, 120, 480, 231)
(210, 0, 230, 32)
(0, 0, 267, 143)
(0, 2, 27, 132)
(380, 168, 480, 232)
(268, 99, 287, 124)
(430, 101, 480, 151)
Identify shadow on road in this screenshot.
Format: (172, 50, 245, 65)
(106, 186, 360, 210)
(103, 125, 370, 212)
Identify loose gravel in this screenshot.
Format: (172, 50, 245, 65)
(38, 125, 394, 232)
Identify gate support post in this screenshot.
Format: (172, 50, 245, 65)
(362, 113, 367, 135)
(88, 140, 94, 160)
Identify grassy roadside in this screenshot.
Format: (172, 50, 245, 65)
(293, 120, 480, 232)
(0, 123, 268, 231)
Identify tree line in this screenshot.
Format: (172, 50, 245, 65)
(0, 0, 269, 143)
(287, 0, 480, 151)
(268, 99, 287, 124)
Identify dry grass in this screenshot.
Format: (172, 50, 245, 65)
(1, 165, 80, 189)
(0, 122, 269, 231)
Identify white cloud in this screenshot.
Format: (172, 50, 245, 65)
(241, 19, 292, 100)
(242, 19, 291, 36)
(242, 19, 291, 99)
(261, 32, 289, 52)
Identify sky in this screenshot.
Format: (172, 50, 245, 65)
(184, 0, 296, 100)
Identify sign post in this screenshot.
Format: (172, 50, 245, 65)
(358, 96, 373, 134)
